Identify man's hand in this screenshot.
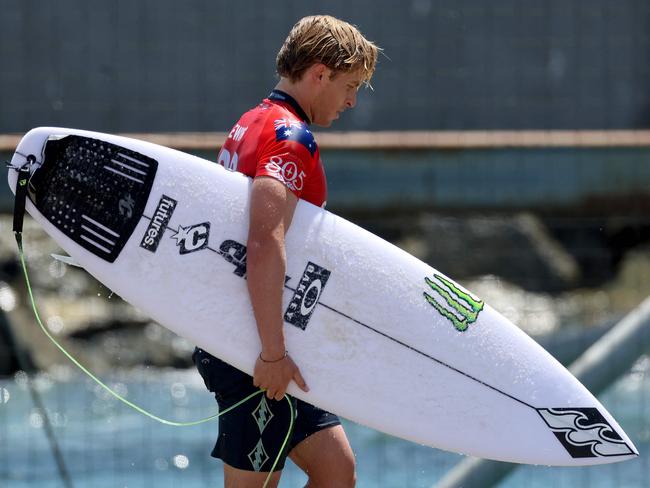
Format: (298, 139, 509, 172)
(253, 353, 309, 400)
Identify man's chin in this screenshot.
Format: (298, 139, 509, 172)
(314, 119, 334, 128)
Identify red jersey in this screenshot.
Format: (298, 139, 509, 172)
(217, 90, 327, 207)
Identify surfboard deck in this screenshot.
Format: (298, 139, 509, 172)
(7, 127, 638, 466)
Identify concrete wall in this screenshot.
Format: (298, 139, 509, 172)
(2, 0, 650, 133)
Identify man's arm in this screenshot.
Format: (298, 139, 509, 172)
(247, 176, 309, 401)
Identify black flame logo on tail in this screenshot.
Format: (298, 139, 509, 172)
(537, 407, 637, 458)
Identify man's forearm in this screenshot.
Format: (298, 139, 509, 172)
(247, 234, 288, 359)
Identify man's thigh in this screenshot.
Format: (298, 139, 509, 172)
(223, 464, 282, 488)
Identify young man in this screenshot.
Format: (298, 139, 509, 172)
(193, 15, 378, 487)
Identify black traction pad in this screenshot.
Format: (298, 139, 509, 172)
(28, 135, 158, 262)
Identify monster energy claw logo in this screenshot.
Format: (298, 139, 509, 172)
(423, 274, 484, 332)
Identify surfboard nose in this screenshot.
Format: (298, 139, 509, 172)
(535, 407, 638, 464)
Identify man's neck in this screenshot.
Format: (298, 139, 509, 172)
(274, 79, 313, 123)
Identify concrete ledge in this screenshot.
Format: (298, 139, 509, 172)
(4, 130, 650, 151)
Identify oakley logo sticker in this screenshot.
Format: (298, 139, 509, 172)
(285, 262, 331, 330)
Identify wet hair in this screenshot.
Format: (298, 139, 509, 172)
(276, 15, 379, 86)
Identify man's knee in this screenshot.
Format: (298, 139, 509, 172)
(305, 451, 356, 488)
(224, 463, 282, 488)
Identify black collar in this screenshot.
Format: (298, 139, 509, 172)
(268, 89, 311, 125)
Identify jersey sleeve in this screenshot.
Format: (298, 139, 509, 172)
(254, 119, 318, 199)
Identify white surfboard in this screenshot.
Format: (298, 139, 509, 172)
(7, 127, 638, 466)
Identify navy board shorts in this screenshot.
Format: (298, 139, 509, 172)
(192, 347, 341, 472)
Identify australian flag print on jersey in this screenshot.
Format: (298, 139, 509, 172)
(274, 118, 317, 156)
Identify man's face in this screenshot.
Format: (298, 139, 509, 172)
(311, 68, 365, 127)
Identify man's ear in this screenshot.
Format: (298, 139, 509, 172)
(308, 63, 329, 84)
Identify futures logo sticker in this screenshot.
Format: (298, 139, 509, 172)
(537, 408, 636, 458)
(172, 222, 210, 254)
(140, 195, 177, 252)
(423, 274, 484, 332)
(284, 262, 331, 330)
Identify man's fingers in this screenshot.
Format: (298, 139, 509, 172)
(293, 369, 310, 392)
(255, 356, 309, 400)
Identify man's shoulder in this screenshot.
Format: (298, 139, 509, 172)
(271, 118, 318, 158)
(247, 101, 317, 158)
(230, 99, 318, 161)
(262, 101, 305, 126)
(236, 100, 301, 133)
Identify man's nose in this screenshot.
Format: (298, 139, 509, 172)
(346, 91, 357, 109)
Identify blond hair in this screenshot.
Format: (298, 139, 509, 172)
(276, 15, 379, 86)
